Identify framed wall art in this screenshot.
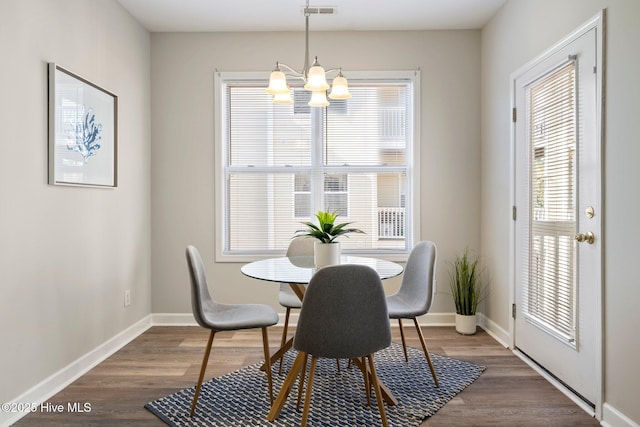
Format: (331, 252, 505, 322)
(48, 63, 118, 187)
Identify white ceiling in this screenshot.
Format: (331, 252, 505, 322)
(116, 0, 507, 32)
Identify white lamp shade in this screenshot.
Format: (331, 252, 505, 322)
(266, 70, 289, 94)
(272, 90, 293, 105)
(328, 75, 352, 99)
(308, 90, 329, 107)
(304, 65, 330, 91)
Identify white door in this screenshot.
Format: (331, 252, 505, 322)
(513, 16, 602, 407)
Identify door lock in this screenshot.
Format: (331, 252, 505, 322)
(575, 231, 595, 244)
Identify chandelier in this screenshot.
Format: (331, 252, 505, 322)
(265, 0, 351, 107)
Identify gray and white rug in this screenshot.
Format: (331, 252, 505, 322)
(145, 343, 484, 426)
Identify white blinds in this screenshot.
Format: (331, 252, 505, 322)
(221, 76, 414, 255)
(524, 61, 577, 342)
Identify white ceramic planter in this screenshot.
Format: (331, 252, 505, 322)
(314, 241, 341, 267)
(455, 314, 477, 335)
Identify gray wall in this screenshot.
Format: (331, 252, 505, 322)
(150, 30, 482, 315)
(481, 0, 640, 423)
(0, 0, 151, 404)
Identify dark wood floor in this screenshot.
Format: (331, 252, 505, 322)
(14, 325, 600, 426)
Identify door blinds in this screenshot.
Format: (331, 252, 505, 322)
(524, 60, 577, 343)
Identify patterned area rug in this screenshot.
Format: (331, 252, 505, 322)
(145, 343, 484, 427)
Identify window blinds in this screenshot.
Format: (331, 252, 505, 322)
(222, 77, 413, 255)
(524, 61, 577, 342)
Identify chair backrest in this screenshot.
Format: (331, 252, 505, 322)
(186, 245, 219, 329)
(294, 264, 391, 359)
(286, 236, 315, 257)
(395, 241, 437, 315)
(280, 237, 315, 292)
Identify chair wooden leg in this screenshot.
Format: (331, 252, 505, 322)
(361, 357, 371, 406)
(296, 352, 309, 411)
(367, 354, 389, 427)
(413, 318, 440, 388)
(190, 329, 216, 417)
(267, 351, 306, 421)
(301, 355, 318, 427)
(398, 319, 409, 362)
(261, 327, 274, 404)
(278, 308, 291, 374)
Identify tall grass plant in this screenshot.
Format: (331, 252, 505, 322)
(449, 248, 486, 316)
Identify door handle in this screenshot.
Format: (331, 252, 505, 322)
(575, 231, 595, 244)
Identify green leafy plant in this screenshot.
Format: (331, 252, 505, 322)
(296, 210, 364, 243)
(449, 248, 486, 316)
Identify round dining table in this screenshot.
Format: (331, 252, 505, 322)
(241, 254, 403, 284)
(241, 254, 404, 412)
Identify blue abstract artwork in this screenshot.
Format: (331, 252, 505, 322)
(67, 107, 103, 162)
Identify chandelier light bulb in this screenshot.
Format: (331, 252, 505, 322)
(308, 90, 330, 107)
(304, 62, 330, 91)
(273, 89, 294, 105)
(328, 75, 352, 100)
(266, 69, 289, 95)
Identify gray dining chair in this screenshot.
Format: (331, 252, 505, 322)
(386, 240, 440, 388)
(185, 245, 279, 417)
(277, 236, 315, 372)
(268, 264, 392, 427)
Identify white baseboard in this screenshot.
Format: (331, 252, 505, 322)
(602, 403, 640, 427)
(414, 312, 456, 326)
(151, 312, 197, 326)
(477, 313, 510, 347)
(152, 311, 457, 328)
(1, 315, 152, 427)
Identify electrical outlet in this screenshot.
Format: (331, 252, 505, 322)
(124, 290, 131, 307)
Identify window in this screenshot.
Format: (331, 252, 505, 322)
(215, 71, 420, 260)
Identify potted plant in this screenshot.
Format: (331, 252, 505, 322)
(449, 248, 486, 335)
(295, 210, 364, 267)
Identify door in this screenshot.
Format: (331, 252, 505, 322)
(513, 18, 602, 407)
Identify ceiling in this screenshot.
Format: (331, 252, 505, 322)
(116, 0, 507, 32)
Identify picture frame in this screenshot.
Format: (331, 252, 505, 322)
(48, 63, 118, 187)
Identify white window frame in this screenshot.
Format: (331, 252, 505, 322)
(214, 70, 421, 262)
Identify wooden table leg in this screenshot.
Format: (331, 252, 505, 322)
(350, 357, 398, 406)
(289, 283, 306, 301)
(261, 337, 294, 371)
